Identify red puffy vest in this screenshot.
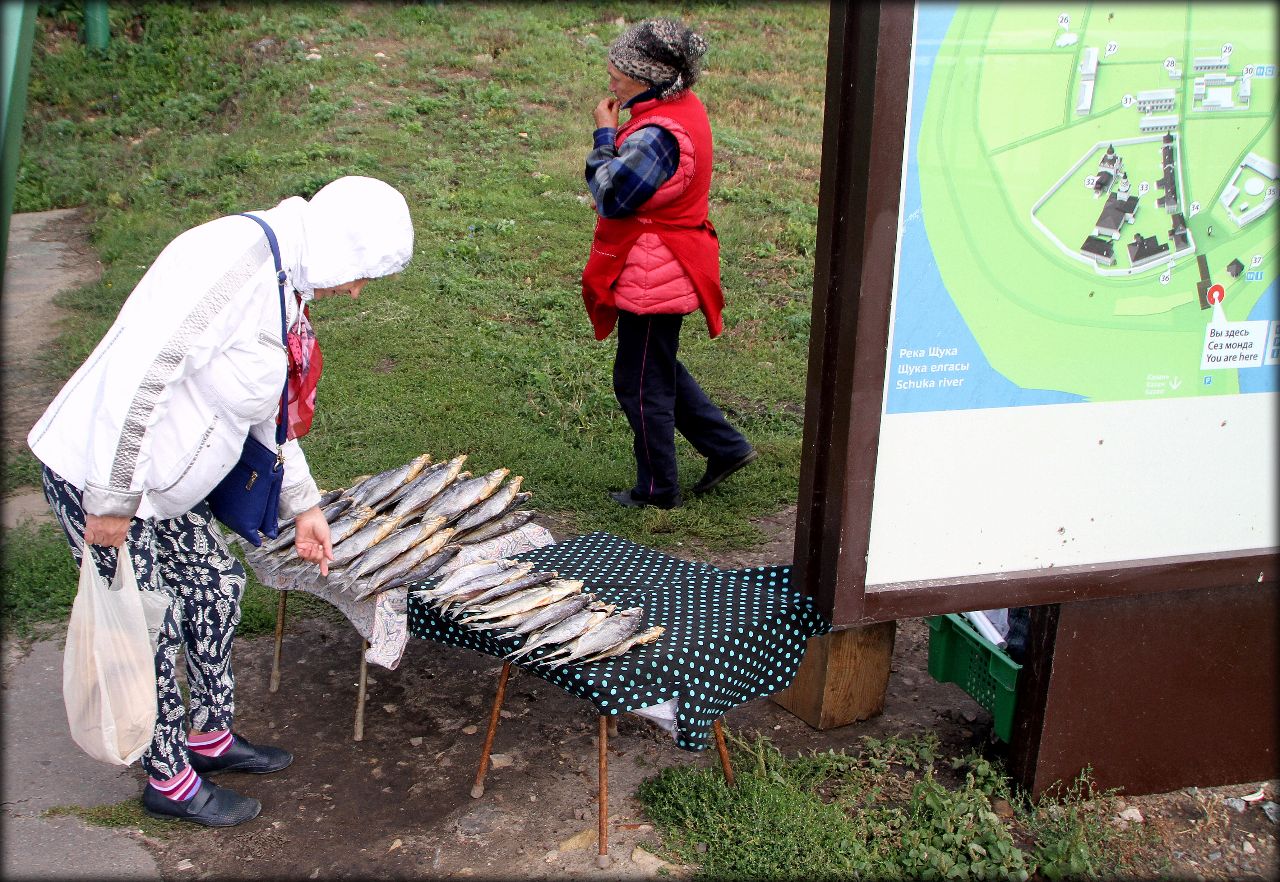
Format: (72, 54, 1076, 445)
(580, 90, 725, 340)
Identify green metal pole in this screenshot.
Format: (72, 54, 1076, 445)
(84, 0, 109, 51)
(1, 1, 38, 272)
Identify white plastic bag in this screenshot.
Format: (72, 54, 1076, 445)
(139, 588, 172, 655)
(63, 550, 159, 765)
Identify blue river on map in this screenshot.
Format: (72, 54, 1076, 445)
(885, 3, 1276, 413)
(1242, 279, 1278, 393)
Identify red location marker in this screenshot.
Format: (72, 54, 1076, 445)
(1207, 284, 1225, 305)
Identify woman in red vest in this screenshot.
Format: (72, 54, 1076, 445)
(582, 18, 757, 510)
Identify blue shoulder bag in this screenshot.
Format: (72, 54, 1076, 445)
(206, 213, 290, 546)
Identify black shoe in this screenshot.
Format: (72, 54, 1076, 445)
(609, 489, 681, 510)
(692, 448, 759, 495)
(141, 779, 261, 827)
(188, 734, 293, 775)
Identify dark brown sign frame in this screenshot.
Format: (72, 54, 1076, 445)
(793, 1, 1280, 629)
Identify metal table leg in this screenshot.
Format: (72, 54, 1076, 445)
(269, 590, 288, 694)
(597, 715, 610, 869)
(712, 719, 735, 787)
(471, 661, 512, 798)
(353, 639, 369, 742)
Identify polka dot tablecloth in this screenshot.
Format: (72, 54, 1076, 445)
(406, 531, 831, 750)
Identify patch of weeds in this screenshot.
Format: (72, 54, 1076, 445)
(3, 448, 45, 494)
(44, 799, 178, 840)
(640, 730, 1142, 881)
(898, 770, 1030, 880)
(1014, 766, 1149, 880)
(0, 521, 78, 639)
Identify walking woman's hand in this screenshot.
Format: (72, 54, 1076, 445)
(84, 513, 130, 548)
(293, 506, 334, 576)
(594, 96, 620, 130)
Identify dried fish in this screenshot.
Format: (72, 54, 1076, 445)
(344, 466, 399, 506)
(505, 606, 614, 662)
(253, 494, 350, 556)
(328, 522, 382, 568)
(352, 527, 457, 599)
(417, 558, 515, 599)
(452, 476, 524, 534)
(443, 569, 559, 612)
(255, 524, 296, 556)
(378, 545, 461, 592)
(317, 487, 346, 509)
(422, 468, 509, 525)
(574, 625, 665, 664)
(335, 512, 401, 559)
(327, 505, 378, 546)
(536, 607, 645, 666)
(510, 591, 592, 635)
(455, 509, 537, 545)
(435, 563, 539, 611)
(453, 573, 578, 617)
(455, 576, 579, 619)
(321, 496, 353, 522)
(387, 455, 468, 520)
(345, 517, 446, 583)
(349, 453, 433, 510)
(470, 592, 590, 635)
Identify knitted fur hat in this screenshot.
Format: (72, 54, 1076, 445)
(608, 18, 708, 99)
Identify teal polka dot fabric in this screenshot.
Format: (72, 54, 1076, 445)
(406, 532, 830, 750)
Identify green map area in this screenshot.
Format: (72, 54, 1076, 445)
(909, 1, 1278, 405)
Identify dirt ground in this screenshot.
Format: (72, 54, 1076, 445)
(44, 521, 1278, 882)
(3, 212, 1277, 880)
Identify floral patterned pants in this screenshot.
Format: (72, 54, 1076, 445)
(43, 467, 245, 780)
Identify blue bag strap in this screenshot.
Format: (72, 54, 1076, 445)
(237, 212, 290, 451)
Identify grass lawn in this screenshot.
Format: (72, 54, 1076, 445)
(638, 730, 1159, 880)
(3, 2, 828, 637)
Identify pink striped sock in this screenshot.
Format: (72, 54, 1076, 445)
(188, 728, 233, 758)
(149, 766, 201, 801)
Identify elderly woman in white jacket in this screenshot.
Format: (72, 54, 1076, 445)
(28, 175, 414, 827)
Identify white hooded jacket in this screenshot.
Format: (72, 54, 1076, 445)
(28, 176, 414, 522)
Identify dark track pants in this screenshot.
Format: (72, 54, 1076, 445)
(43, 466, 245, 780)
(612, 310, 752, 503)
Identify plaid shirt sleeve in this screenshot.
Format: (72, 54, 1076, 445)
(585, 124, 681, 219)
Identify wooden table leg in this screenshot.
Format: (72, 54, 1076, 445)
(353, 639, 370, 742)
(713, 719, 735, 787)
(268, 590, 288, 694)
(471, 661, 512, 798)
(597, 715, 610, 869)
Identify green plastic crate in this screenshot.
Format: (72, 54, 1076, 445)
(927, 613, 1022, 743)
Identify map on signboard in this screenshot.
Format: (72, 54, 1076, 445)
(886, 2, 1279, 413)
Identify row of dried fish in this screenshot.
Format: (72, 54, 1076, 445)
(412, 558, 664, 667)
(243, 453, 536, 601)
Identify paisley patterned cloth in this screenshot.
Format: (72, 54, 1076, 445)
(43, 467, 245, 780)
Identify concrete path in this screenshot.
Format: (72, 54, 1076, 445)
(1, 640, 159, 880)
(2, 208, 97, 447)
(2, 209, 96, 529)
(2, 212, 158, 879)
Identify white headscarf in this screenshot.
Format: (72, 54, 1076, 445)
(286, 176, 414, 298)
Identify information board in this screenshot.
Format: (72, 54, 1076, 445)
(864, 2, 1278, 587)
